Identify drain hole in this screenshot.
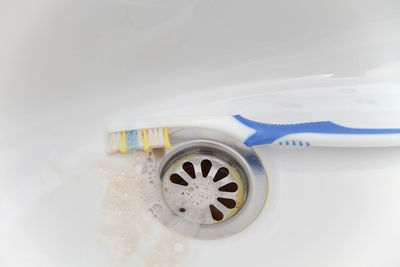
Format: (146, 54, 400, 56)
(170, 174, 188, 186)
(201, 159, 212, 177)
(209, 205, 224, 221)
(179, 208, 186, 213)
(182, 162, 196, 179)
(213, 167, 229, 182)
(218, 182, 238, 192)
(217, 197, 236, 209)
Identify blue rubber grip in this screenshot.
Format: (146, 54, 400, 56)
(234, 114, 400, 147)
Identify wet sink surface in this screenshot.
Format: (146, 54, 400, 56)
(1, 0, 400, 266)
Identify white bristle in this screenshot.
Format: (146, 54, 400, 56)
(148, 128, 165, 148)
(107, 132, 121, 154)
(136, 130, 143, 149)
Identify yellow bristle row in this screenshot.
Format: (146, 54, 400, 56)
(120, 131, 128, 154)
(163, 128, 171, 150)
(142, 129, 150, 152)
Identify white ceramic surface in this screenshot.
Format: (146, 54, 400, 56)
(1, 0, 400, 266)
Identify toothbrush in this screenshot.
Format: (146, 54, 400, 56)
(106, 115, 400, 154)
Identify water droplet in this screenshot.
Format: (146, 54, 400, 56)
(147, 209, 153, 215)
(141, 165, 148, 174)
(135, 164, 143, 174)
(174, 242, 184, 253)
(153, 204, 163, 213)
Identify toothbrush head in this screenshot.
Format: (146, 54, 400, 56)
(106, 127, 171, 154)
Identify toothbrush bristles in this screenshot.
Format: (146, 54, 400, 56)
(106, 127, 170, 154)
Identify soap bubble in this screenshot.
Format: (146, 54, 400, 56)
(153, 204, 163, 213)
(174, 242, 184, 253)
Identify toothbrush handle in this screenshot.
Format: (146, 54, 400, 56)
(234, 115, 400, 148)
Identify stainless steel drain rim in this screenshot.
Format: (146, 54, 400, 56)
(157, 128, 268, 239)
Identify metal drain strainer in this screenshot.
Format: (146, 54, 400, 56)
(157, 129, 268, 239)
(162, 150, 246, 225)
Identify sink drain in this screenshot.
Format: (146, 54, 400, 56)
(162, 149, 246, 225)
(157, 128, 268, 239)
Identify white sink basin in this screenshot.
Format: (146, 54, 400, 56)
(1, 0, 400, 266)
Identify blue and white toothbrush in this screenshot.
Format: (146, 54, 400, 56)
(106, 115, 400, 154)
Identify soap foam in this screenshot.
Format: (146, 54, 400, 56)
(91, 151, 199, 266)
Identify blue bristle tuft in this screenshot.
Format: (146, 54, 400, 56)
(127, 130, 138, 150)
